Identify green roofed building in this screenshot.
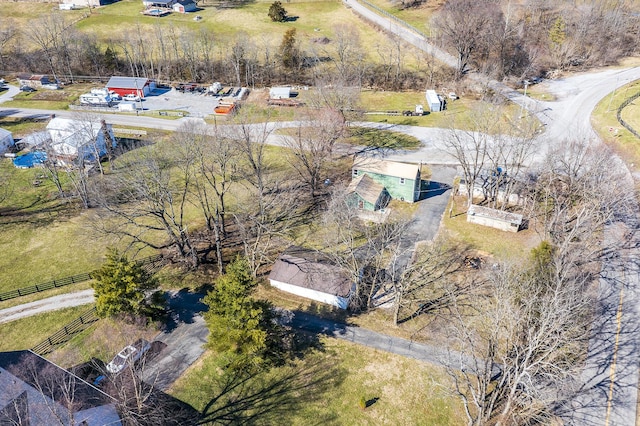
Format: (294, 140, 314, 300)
(351, 158, 422, 203)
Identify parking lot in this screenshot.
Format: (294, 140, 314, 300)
(134, 87, 221, 118)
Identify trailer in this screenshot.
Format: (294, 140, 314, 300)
(79, 93, 113, 107)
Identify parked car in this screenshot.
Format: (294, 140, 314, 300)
(448, 92, 458, 100)
(20, 86, 36, 92)
(106, 339, 151, 374)
(123, 93, 141, 102)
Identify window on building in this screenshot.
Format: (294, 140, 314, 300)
(399, 177, 405, 185)
(353, 169, 358, 177)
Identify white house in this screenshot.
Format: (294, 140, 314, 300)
(269, 247, 355, 310)
(0, 128, 14, 154)
(46, 117, 116, 163)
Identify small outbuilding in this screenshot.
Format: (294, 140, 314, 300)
(425, 89, 444, 112)
(352, 157, 422, 203)
(347, 174, 390, 211)
(16, 74, 59, 90)
(106, 76, 155, 98)
(0, 128, 14, 154)
(269, 246, 355, 310)
(466, 204, 523, 233)
(173, 0, 196, 12)
(269, 86, 291, 100)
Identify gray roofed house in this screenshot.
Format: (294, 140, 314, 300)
(347, 174, 390, 211)
(269, 246, 355, 309)
(0, 350, 121, 425)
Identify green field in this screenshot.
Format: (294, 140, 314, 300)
(170, 338, 465, 426)
(0, 305, 90, 352)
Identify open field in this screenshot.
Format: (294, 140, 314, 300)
(0, 305, 90, 352)
(362, 0, 444, 36)
(170, 338, 465, 426)
(442, 195, 541, 259)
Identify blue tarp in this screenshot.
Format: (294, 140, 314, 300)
(13, 151, 47, 168)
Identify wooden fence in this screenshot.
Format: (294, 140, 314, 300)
(0, 254, 165, 302)
(31, 307, 100, 356)
(617, 91, 640, 140)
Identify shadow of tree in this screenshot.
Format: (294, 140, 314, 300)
(199, 358, 343, 425)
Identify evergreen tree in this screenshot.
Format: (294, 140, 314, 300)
(268, 1, 287, 22)
(203, 257, 284, 368)
(92, 248, 161, 319)
(280, 28, 299, 69)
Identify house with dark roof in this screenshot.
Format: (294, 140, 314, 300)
(347, 174, 390, 211)
(173, 0, 196, 12)
(269, 247, 355, 309)
(351, 158, 422, 203)
(16, 74, 60, 90)
(0, 350, 121, 425)
(106, 76, 155, 98)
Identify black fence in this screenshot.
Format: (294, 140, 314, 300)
(31, 307, 100, 356)
(0, 254, 166, 302)
(617, 91, 640, 140)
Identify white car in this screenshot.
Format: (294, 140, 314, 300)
(123, 94, 141, 102)
(106, 339, 151, 374)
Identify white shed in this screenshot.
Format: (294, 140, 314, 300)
(269, 246, 355, 309)
(0, 128, 14, 154)
(425, 89, 443, 112)
(269, 86, 291, 100)
(467, 204, 523, 233)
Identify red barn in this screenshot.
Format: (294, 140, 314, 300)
(106, 76, 155, 98)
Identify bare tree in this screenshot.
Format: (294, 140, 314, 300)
(97, 147, 199, 266)
(392, 237, 475, 325)
(322, 186, 411, 310)
(0, 17, 17, 70)
(174, 121, 239, 272)
(283, 108, 345, 197)
(432, 0, 498, 79)
(445, 105, 537, 209)
(447, 248, 593, 425)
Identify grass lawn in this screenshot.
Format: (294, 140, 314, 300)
(0, 159, 119, 291)
(2, 83, 96, 110)
(0, 305, 90, 352)
(591, 79, 640, 169)
(169, 338, 465, 425)
(49, 316, 160, 369)
(442, 195, 541, 259)
(361, 0, 443, 36)
(0, 116, 49, 139)
(71, 0, 427, 68)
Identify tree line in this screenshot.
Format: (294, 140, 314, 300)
(0, 12, 446, 91)
(433, 0, 640, 80)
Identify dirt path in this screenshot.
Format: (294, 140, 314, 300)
(0, 289, 95, 324)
